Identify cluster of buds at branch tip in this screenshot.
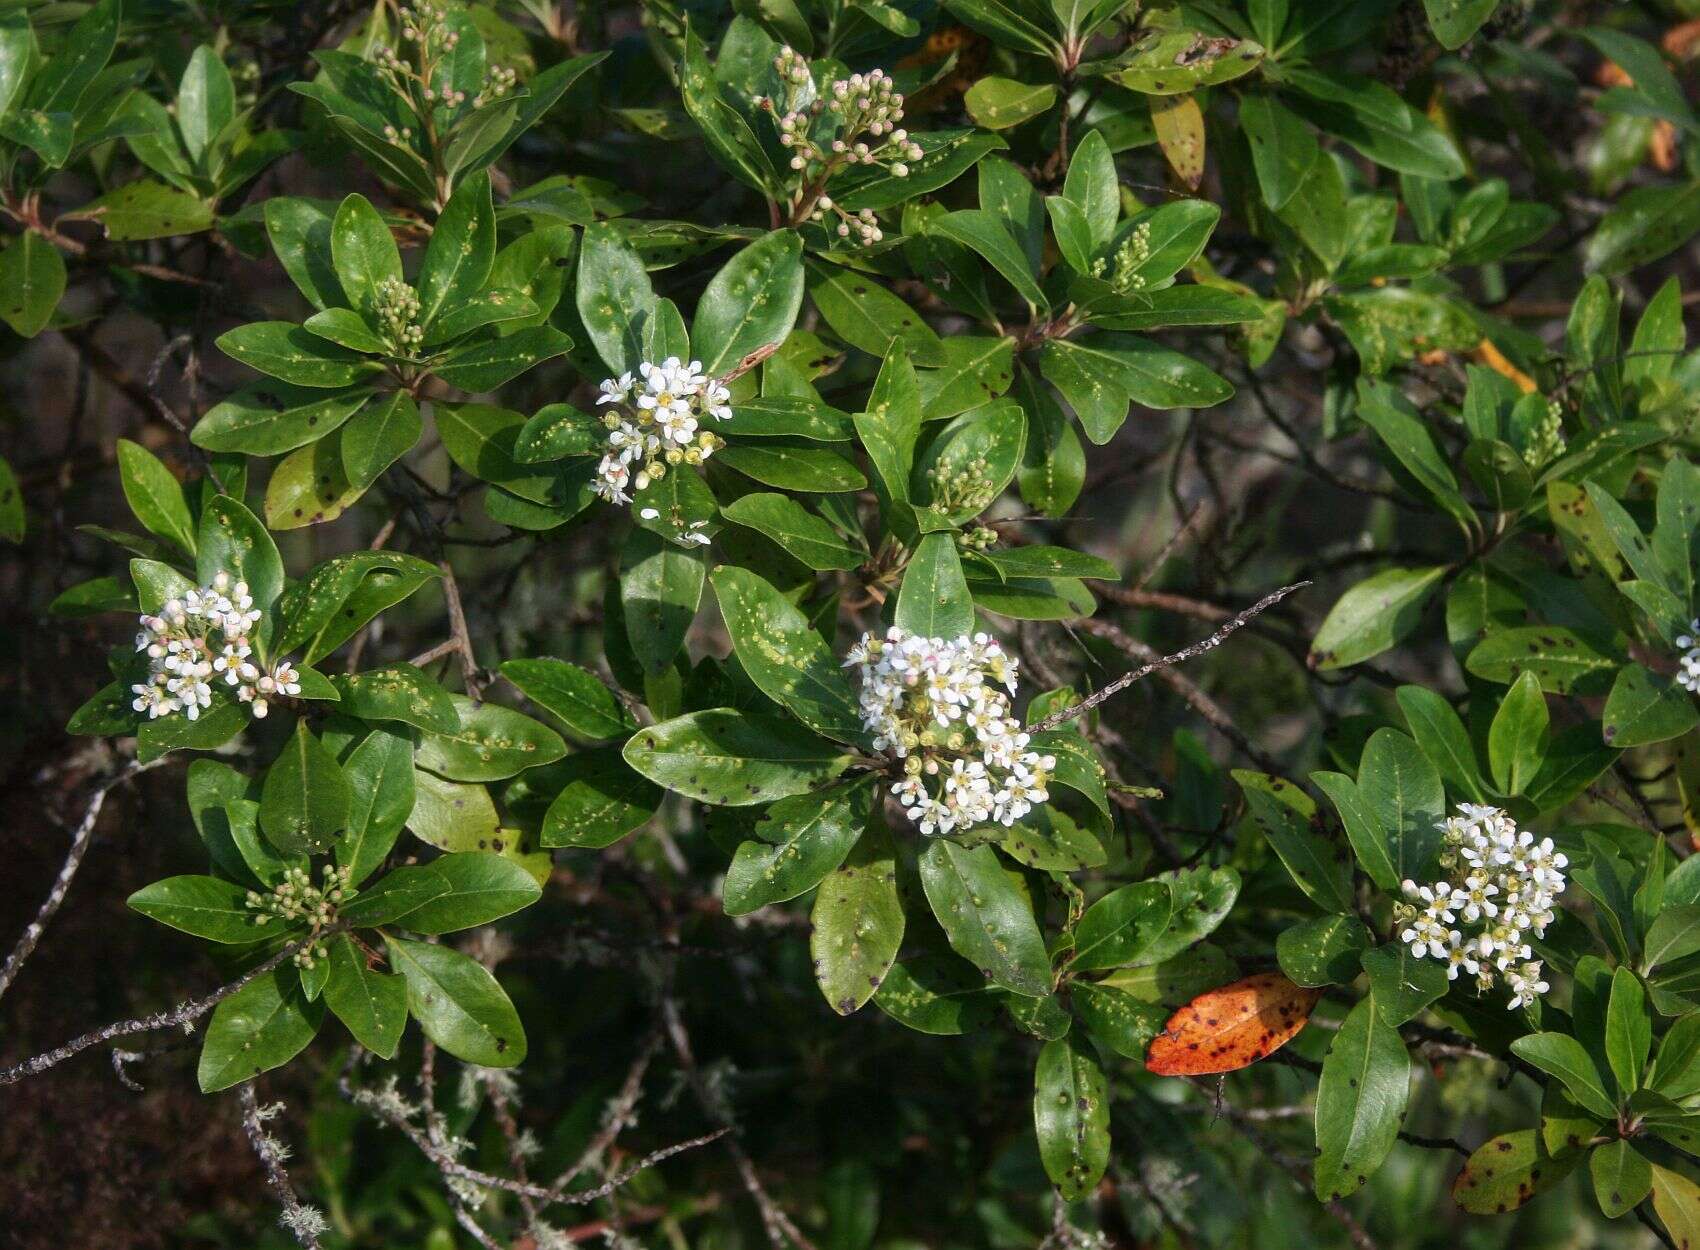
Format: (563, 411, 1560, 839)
(375, 276, 425, 355)
(132, 572, 300, 722)
(247, 864, 356, 969)
(760, 48, 923, 245)
(1093, 220, 1151, 292)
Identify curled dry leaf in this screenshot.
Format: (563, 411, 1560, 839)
(1144, 971, 1322, 1076)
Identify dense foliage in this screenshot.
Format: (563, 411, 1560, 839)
(4, 0, 1700, 1247)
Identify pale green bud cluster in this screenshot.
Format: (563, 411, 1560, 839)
(247, 864, 356, 969)
(376, 277, 425, 355)
(1526, 398, 1566, 466)
(1093, 220, 1152, 292)
(927, 455, 997, 516)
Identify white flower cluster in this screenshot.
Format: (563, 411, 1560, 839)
(132, 572, 300, 722)
(591, 357, 732, 505)
(846, 627, 1056, 836)
(763, 47, 923, 244)
(1395, 803, 1568, 1010)
(1675, 619, 1700, 693)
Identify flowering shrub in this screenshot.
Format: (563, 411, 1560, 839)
(3, 1, 1700, 1248)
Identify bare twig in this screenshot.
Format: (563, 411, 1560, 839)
(238, 1084, 325, 1249)
(1074, 617, 1286, 774)
(1, 940, 306, 1085)
(660, 993, 818, 1250)
(0, 757, 170, 1004)
(1034, 583, 1310, 732)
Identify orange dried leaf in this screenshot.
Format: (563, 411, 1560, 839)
(1474, 338, 1537, 394)
(1144, 972, 1321, 1076)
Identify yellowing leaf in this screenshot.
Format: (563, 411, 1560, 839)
(1152, 93, 1205, 190)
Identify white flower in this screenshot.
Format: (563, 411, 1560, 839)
(590, 357, 741, 508)
(849, 625, 1055, 839)
(1400, 804, 1566, 1006)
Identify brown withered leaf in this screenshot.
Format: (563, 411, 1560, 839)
(1144, 971, 1321, 1076)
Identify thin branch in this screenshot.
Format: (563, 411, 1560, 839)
(1033, 583, 1310, 732)
(0, 757, 170, 1004)
(661, 992, 819, 1250)
(238, 1084, 325, 1249)
(0, 940, 304, 1085)
(1073, 617, 1286, 774)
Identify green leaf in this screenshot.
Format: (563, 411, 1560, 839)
(929, 209, 1046, 312)
(433, 324, 571, 391)
(1603, 664, 1700, 749)
(218, 322, 377, 388)
(1395, 686, 1489, 803)
(1452, 1130, 1583, 1214)
(1314, 996, 1410, 1200)
(1646, 906, 1700, 976)
(0, 232, 67, 337)
(1605, 966, 1651, 1095)
(720, 493, 862, 571)
(693, 229, 805, 376)
(192, 383, 372, 456)
(964, 76, 1056, 129)
(116, 439, 196, 555)
(1466, 626, 1620, 696)
(69, 179, 214, 240)
(29, 0, 118, 115)
(1488, 670, 1550, 796)
(1358, 728, 1444, 884)
(499, 658, 634, 740)
(724, 776, 873, 915)
(1310, 566, 1447, 670)
(342, 391, 421, 489)
(177, 45, 234, 164)
(1422, 0, 1498, 48)
(399, 852, 543, 934)
(329, 663, 459, 733)
(623, 708, 854, 806)
(330, 192, 402, 322)
(416, 695, 567, 782)
(1652, 1164, 1700, 1246)
(918, 840, 1051, 997)
(1239, 92, 1318, 211)
(873, 953, 1000, 1034)
(1510, 1032, 1618, 1119)
(259, 721, 351, 855)
(1285, 69, 1465, 178)
(417, 170, 494, 330)
(896, 533, 975, 638)
(1071, 881, 1172, 972)
(1097, 28, 1263, 93)
(710, 565, 865, 743)
(810, 818, 904, 1015)
(1312, 771, 1396, 892)
(1033, 1034, 1111, 1200)
(1235, 771, 1354, 913)
(197, 966, 322, 1092)
(128, 875, 261, 943)
(716, 444, 866, 492)
(620, 526, 704, 676)
(385, 935, 526, 1066)
(806, 260, 946, 366)
(539, 746, 662, 849)
(338, 727, 415, 885)
(1361, 942, 1450, 1027)
(1591, 1139, 1653, 1219)
(323, 933, 407, 1058)
(1586, 183, 1700, 277)
(575, 221, 657, 375)
(197, 494, 283, 613)
(1277, 914, 1371, 987)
